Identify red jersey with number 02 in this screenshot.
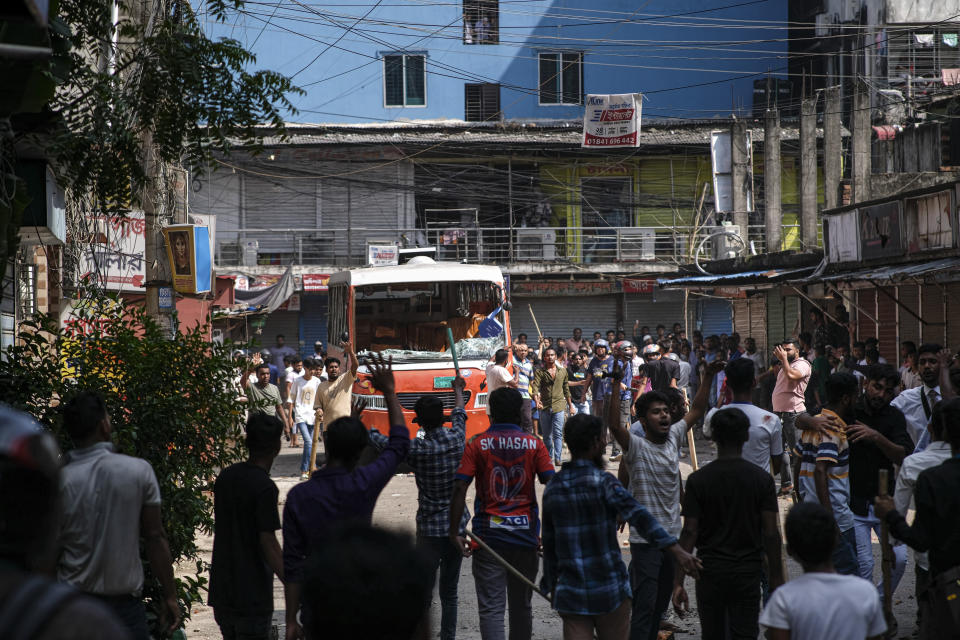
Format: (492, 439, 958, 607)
(456, 423, 555, 548)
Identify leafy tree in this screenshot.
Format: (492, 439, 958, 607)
(0, 290, 250, 636)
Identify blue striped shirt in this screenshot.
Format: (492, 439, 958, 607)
(541, 458, 676, 615)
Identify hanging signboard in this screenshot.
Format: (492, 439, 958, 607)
(303, 274, 330, 292)
(163, 225, 212, 294)
(79, 212, 145, 291)
(367, 245, 399, 266)
(581, 93, 642, 148)
(621, 278, 655, 294)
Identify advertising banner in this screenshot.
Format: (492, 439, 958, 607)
(163, 225, 212, 294)
(582, 93, 642, 148)
(303, 273, 330, 292)
(79, 212, 145, 291)
(368, 244, 399, 266)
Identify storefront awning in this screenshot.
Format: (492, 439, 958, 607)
(657, 266, 815, 289)
(793, 257, 960, 284)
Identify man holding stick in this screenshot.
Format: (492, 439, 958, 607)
(449, 387, 555, 640)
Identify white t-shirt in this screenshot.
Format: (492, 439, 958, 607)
(703, 403, 784, 473)
(291, 375, 322, 425)
(624, 419, 687, 542)
(484, 363, 514, 415)
(760, 572, 886, 640)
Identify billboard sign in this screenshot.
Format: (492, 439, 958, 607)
(582, 93, 642, 148)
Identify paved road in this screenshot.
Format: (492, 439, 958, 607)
(183, 433, 920, 639)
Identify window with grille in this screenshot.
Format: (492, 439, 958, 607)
(463, 0, 498, 44)
(886, 29, 960, 87)
(538, 52, 583, 105)
(383, 54, 426, 107)
(464, 83, 501, 121)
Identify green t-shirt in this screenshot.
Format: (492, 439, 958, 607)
(248, 382, 281, 416)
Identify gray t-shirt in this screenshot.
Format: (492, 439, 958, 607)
(58, 443, 161, 595)
(624, 419, 687, 542)
(247, 382, 281, 416)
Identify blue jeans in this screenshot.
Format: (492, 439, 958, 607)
(854, 506, 907, 602)
(419, 536, 464, 640)
(213, 609, 273, 640)
(573, 400, 589, 417)
(296, 422, 314, 472)
(540, 410, 566, 464)
(835, 527, 861, 577)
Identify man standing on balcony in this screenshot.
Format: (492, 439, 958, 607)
(311, 341, 359, 472)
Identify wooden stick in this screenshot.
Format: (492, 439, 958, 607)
(528, 304, 543, 342)
(879, 469, 893, 622)
(446, 327, 460, 377)
(686, 430, 699, 471)
(466, 529, 552, 603)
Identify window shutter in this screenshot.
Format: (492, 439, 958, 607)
(465, 83, 500, 121)
(561, 53, 582, 105)
(404, 55, 425, 106)
(539, 53, 559, 104)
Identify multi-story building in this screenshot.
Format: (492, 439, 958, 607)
(195, 1, 803, 352)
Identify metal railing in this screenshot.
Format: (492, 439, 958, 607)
(215, 224, 806, 267)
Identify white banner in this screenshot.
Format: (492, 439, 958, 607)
(582, 93, 642, 148)
(79, 212, 145, 291)
(367, 244, 399, 266)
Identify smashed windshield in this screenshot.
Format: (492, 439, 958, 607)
(361, 335, 506, 363)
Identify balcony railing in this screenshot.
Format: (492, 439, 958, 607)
(215, 224, 804, 268)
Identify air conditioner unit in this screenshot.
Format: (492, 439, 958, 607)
(619, 228, 656, 261)
(711, 225, 741, 260)
(515, 229, 556, 260)
(242, 239, 259, 267)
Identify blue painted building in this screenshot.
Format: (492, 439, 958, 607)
(208, 0, 789, 123)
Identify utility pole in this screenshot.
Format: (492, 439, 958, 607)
(764, 107, 782, 253)
(730, 119, 750, 255)
(143, 130, 161, 321)
(852, 78, 872, 203)
(507, 157, 514, 262)
(800, 93, 818, 250)
(823, 85, 842, 210)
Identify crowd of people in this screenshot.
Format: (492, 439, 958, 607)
(2, 313, 959, 640)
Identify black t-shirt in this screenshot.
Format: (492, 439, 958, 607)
(643, 358, 680, 393)
(567, 363, 586, 402)
(209, 461, 281, 614)
(682, 457, 778, 574)
(849, 400, 914, 516)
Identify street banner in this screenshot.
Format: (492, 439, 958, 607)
(163, 225, 212, 294)
(303, 273, 330, 292)
(582, 93, 642, 148)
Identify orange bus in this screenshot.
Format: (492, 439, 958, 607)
(326, 257, 511, 439)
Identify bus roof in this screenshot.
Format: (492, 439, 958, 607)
(328, 259, 504, 288)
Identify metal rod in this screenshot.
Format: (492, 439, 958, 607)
(826, 284, 878, 325)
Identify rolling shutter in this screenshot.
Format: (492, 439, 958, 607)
(766, 289, 786, 348)
(877, 286, 897, 363)
(920, 284, 946, 345)
(624, 289, 689, 334)
(511, 296, 617, 342)
(898, 284, 921, 363)
(300, 294, 328, 358)
(733, 296, 768, 353)
(699, 298, 732, 336)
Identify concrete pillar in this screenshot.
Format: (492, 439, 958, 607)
(800, 95, 819, 250)
(730, 119, 750, 255)
(852, 79, 872, 203)
(764, 108, 782, 253)
(823, 85, 842, 210)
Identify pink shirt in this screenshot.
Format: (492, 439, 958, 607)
(772, 358, 811, 413)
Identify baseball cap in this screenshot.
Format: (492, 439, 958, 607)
(643, 344, 661, 355)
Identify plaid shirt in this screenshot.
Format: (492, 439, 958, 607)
(541, 458, 676, 616)
(369, 408, 469, 537)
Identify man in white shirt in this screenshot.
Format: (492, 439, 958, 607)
(288, 358, 322, 480)
(704, 358, 783, 475)
(608, 358, 723, 640)
(890, 343, 942, 450)
(484, 348, 518, 424)
(760, 502, 886, 640)
(893, 397, 956, 631)
(743, 337, 767, 378)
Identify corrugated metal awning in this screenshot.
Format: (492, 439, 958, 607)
(657, 266, 815, 288)
(792, 257, 960, 284)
